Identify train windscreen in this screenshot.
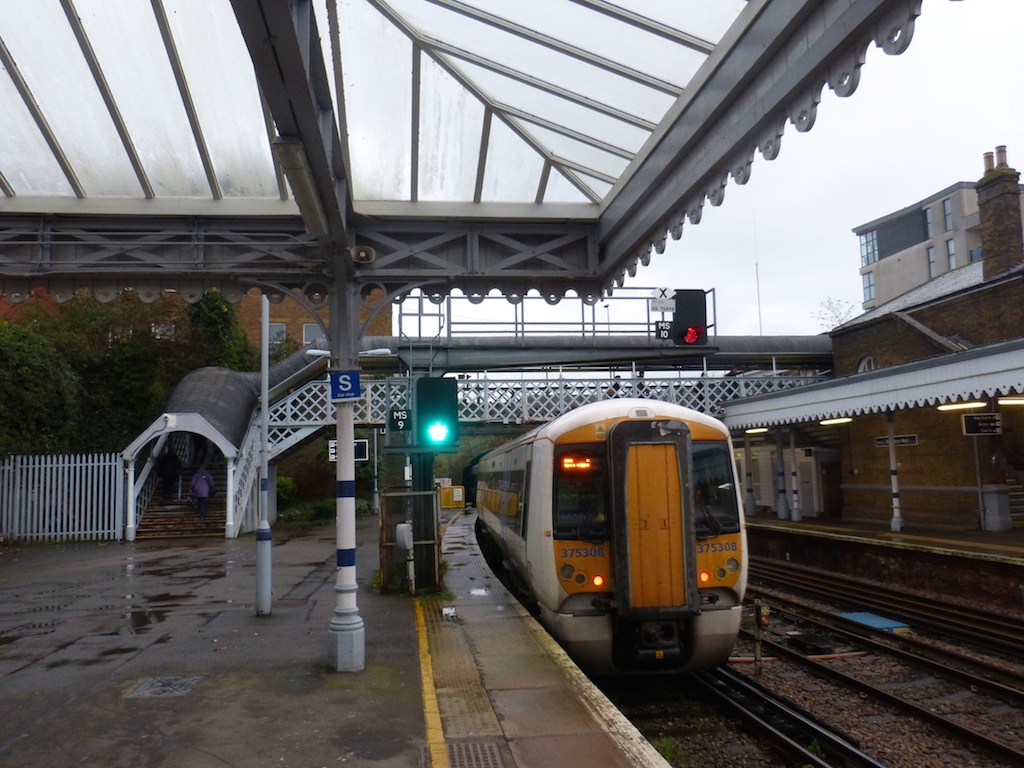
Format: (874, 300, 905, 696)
(692, 441, 740, 538)
(552, 446, 607, 541)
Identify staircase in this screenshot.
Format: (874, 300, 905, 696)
(136, 466, 228, 539)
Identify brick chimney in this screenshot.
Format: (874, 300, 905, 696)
(976, 145, 1024, 280)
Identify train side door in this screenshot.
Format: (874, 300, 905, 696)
(608, 419, 700, 615)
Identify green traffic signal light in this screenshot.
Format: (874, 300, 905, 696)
(416, 377, 459, 448)
(426, 421, 449, 443)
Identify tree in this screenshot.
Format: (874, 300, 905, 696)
(813, 298, 858, 331)
(0, 322, 80, 458)
(11, 289, 258, 453)
(187, 290, 258, 370)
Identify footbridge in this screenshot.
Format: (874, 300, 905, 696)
(123, 329, 830, 541)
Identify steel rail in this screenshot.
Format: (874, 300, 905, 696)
(746, 586, 1024, 703)
(692, 667, 887, 768)
(750, 557, 1024, 657)
(751, 631, 1024, 767)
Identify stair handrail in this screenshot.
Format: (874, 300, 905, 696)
(229, 410, 263, 538)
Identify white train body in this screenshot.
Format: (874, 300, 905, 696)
(473, 399, 747, 675)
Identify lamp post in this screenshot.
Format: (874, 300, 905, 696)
(256, 295, 272, 615)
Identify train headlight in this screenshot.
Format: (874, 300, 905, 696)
(716, 568, 727, 579)
(725, 558, 739, 573)
(559, 563, 575, 581)
(699, 571, 711, 583)
(592, 574, 605, 587)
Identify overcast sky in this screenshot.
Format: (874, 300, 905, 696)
(624, 0, 1024, 337)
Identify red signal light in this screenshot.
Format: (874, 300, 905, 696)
(683, 325, 704, 344)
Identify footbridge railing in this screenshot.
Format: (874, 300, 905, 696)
(265, 372, 828, 458)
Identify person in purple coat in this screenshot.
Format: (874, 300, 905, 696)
(190, 464, 215, 519)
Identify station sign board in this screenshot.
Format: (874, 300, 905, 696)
(329, 439, 369, 462)
(962, 412, 1001, 436)
(329, 370, 361, 400)
(874, 435, 918, 447)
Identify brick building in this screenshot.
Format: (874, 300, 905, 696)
(726, 147, 1024, 532)
(236, 285, 393, 352)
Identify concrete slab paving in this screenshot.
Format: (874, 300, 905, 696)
(0, 516, 425, 768)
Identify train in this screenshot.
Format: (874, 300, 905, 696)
(469, 398, 747, 676)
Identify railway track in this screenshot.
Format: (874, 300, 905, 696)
(739, 561, 1024, 766)
(736, 625, 1024, 767)
(749, 555, 1024, 657)
(747, 586, 1024, 700)
(691, 667, 886, 768)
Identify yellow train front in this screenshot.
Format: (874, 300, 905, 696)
(474, 399, 747, 676)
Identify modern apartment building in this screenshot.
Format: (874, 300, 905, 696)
(854, 182, 984, 310)
(854, 147, 1024, 311)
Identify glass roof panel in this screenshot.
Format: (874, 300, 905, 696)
(163, 0, 278, 198)
(76, 0, 208, 197)
(480, 118, 547, 203)
(521, 124, 630, 180)
(0, 63, 73, 196)
(418, 56, 485, 202)
(544, 164, 598, 204)
(613, 0, 747, 44)
(0, 0, 751, 214)
(455, 0, 709, 86)
(390, 4, 674, 123)
(460, 63, 652, 152)
(0, 0, 141, 196)
(339, 0, 413, 200)
(338, 0, 744, 208)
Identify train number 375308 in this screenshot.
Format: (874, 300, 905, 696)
(697, 541, 738, 554)
(560, 547, 605, 558)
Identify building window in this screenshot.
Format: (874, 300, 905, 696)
(862, 271, 875, 302)
(924, 208, 933, 239)
(942, 198, 953, 232)
(152, 322, 175, 340)
(857, 355, 877, 373)
(269, 322, 286, 353)
(859, 230, 878, 266)
(946, 239, 956, 270)
(927, 246, 936, 278)
(303, 323, 326, 345)
(970, 247, 983, 263)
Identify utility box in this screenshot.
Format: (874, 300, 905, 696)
(379, 489, 441, 593)
(440, 485, 465, 509)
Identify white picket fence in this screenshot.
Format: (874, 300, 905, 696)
(0, 453, 124, 542)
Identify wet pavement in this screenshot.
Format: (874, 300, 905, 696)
(0, 516, 424, 767)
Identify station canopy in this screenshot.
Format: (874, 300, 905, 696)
(0, 0, 921, 300)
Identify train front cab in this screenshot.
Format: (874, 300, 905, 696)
(547, 416, 745, 675)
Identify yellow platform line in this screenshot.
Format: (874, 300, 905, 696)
(415, 599, 450, 768)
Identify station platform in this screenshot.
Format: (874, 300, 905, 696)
(0, 510, 666, 768)
(745, 514, 1024, 614)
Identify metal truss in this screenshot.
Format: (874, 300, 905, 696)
(0, 215, 324, 302)
(266, 372, 827, 458)
(350, 220, 602, 303)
